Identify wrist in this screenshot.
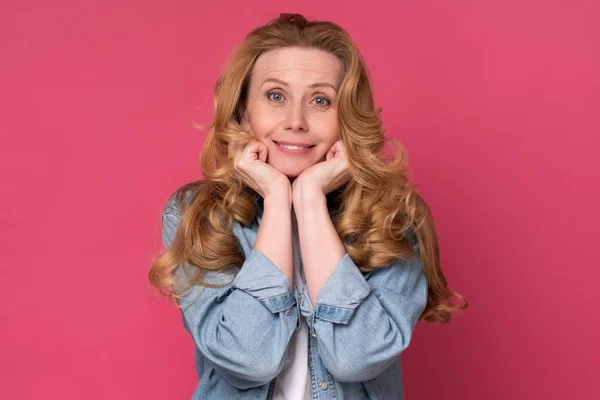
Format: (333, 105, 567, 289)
(292, 180, 324, 205)
(264, 176, 292, 202)
(264, 184, 293, 211)
(292, 186, 326, 217)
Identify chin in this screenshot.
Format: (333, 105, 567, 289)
(271, 163, 309, 179)
(282, 168, 304, 179)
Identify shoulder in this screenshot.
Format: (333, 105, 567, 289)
(161, 180, 255, 253)
(160, 181, 205, 248)
(163, 180, 206, 216)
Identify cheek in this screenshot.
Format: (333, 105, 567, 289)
(315, 114, 340, 143)
(248, 104, 284, 140)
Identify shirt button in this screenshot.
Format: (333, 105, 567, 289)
(320, 381, 328, 390)
(284, 308, 292, 315)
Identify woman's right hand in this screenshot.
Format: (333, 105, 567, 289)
(229, 132, 291, 199)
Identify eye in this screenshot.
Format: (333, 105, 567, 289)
(267, 91, 285, 102)
(313, 96, 331, 107)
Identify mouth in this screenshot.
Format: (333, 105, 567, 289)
(273, 140, 315, 151)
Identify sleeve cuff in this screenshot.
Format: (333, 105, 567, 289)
(232, 248, 296, 313)
(314, 253, 371, 324)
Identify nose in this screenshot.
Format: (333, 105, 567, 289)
(283, 102, 308, 132)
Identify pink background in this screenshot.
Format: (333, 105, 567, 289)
(1, 1, 598, 399)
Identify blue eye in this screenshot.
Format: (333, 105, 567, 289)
(268, 92, 284, 102)
(313, 96, 331, 106)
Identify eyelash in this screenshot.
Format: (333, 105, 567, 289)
(267, 91, 332, 107)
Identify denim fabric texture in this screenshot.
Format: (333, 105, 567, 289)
(160, 190, 428, 399)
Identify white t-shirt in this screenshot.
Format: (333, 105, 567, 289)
(272, 215, 312, 400)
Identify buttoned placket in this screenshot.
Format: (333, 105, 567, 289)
(307, 330, 338, 399)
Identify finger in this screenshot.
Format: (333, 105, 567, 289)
(242, 140, 266, 162)
(326, 140, 342, 160)
(333, 140, 346, 159)
(257, 142, 268, 163)
(326, 148, 335, 161)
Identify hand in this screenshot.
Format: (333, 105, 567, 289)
(292, 140, 350, 197)
(229, 132, 291, 198)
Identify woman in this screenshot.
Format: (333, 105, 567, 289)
(150, 13, 466, 400)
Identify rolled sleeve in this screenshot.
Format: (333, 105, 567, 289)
(310, 246, 428, 382)
(232, 248, 296, 313)
(314, 253, 371, 324)
(159, 196, 298, 389)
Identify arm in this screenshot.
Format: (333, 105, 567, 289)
(293, 187, 345, 306)
(161, 192, 297, 389)
(254, 187, 294, 288)
(294, 189, 428, 383)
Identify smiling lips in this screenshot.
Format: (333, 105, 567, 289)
(273, 140, 315, 153)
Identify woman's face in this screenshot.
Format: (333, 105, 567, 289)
(242, 47, 344, 178)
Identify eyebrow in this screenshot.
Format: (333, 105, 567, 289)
(261, 78, 338, 92)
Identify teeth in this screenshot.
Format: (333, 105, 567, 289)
(278, 143, 310, 150)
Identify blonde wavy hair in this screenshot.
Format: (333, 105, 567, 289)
(149, 13, 467, 323)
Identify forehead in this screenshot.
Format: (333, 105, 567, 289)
(250, 47, 344, 86)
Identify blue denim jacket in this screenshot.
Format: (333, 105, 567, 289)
(161, 191, 428, 399)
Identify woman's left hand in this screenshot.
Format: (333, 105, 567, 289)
(292, 140, 351, 198)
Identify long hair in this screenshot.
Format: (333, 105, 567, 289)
(149, 13, 467, 323)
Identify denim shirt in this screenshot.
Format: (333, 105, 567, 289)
(161, 191, 428, 399)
